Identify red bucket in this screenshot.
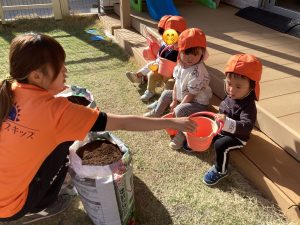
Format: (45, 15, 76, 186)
(158, 57, 176, 78)
(162, 112, 178, 136)
(185, 112, 224, 152)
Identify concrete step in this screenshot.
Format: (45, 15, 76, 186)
(100, 12, 300, 223)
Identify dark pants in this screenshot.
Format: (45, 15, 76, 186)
(0, 142, 72, 222)
(213, 135, 244, 173)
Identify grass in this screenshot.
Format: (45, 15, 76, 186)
(0, 17, 294, 225)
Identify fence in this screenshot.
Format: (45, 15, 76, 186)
(0, 0, 98, 23)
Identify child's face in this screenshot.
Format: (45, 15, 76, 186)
(180, 48, 202, 67)
(225, 75, 251, 100)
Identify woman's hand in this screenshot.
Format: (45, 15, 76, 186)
(171, 117, 197, 133)
(170, 100, 178, 112)
(215, 113, 226, 122)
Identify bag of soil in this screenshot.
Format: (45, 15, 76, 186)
(55, 85, 97, 108)
(69, 132, 135, 225)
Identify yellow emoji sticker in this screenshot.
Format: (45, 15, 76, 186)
(162, 29, 178, 45)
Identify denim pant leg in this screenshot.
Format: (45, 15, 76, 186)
(154, 90, 173, 117)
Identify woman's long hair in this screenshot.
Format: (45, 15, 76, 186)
(0, 33, 66, 127)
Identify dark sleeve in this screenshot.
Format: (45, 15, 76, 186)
(164, 50, 178, 62)
(235, 101, 257, 137)
(90, 112, 107, 131)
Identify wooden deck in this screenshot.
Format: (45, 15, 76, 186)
(100, 2, 300, 223)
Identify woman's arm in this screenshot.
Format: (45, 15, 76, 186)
(105, 113, 196, 132)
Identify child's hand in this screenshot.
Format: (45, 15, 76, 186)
(170, 100, 178, 112)
(215, 113, 226, 122)
(173, 117, 197, 133)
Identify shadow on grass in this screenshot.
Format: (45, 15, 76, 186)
(134, 175, 172, 225)
(0, 15, 129, 64)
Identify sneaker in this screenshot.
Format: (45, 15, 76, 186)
(203, 165, 229, 186)
(59, 184, 78, 196)
(22, 194, 72, 224)
(140, 90, 155, 102)
(126, 71, 142, 84)
(169, 132, 186, 150)
(147, 100, 158, 110)
(143, 109, 158, 117)
(59, 173, 78, 196)
(182, 140, 193, 153)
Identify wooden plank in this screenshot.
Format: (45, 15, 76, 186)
(231, 151, 300, 223)
(52, 0, 62, 20)
(59, 0, 69, 17)
(120, 0, 131, 28)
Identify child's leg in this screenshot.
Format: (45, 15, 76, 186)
(173, 102, 208, 118)
(213, 135, 243, 173)
(147, 71, 163, 93)
(137, 62, 152, 76)
(144, 90, 173, 117)
(163, 78, 175, 90)
(3, 142, 72, 221)
(170, 103, 207, 150)
(202, 135, 244, 186)
(141, 71, 162, 102)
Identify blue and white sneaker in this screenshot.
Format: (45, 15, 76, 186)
(147, 100, 158, 110)
(203, 165, 228, 186)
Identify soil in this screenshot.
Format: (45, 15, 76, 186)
(67, 96, 91, 106)
(77, 140, 123, 166)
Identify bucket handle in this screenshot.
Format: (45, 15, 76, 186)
(189, 111, 224, 135)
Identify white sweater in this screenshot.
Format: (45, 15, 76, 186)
(173, 62, 212, 105)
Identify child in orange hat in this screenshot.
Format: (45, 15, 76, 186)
(125, 15, 171, 84)
(140, 15, 188, 102)
(202, 53, 262, 186)
(144, 28, 212, 150)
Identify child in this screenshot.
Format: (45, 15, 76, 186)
(144, 28, 212, 150)
(140, 15, 187, 102)
(125, 15, 171, 84)
(202, 53, 262, 186)
(0, 33, 197, 224)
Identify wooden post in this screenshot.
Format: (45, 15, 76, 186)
(59, 0, 69, 17)
(0, 1, 5, 24)
(120, 0, 131, 29)
(52, 0, 62, 20)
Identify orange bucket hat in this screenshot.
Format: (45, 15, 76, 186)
(178, 28, 207, 51)
(164, 16, 187, 34)
(158, 15, 172, 29)
(225, 54, 262, 100)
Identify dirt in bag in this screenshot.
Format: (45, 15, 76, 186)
(67, 96, 91, 106)
(77, 140, 123, 166)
